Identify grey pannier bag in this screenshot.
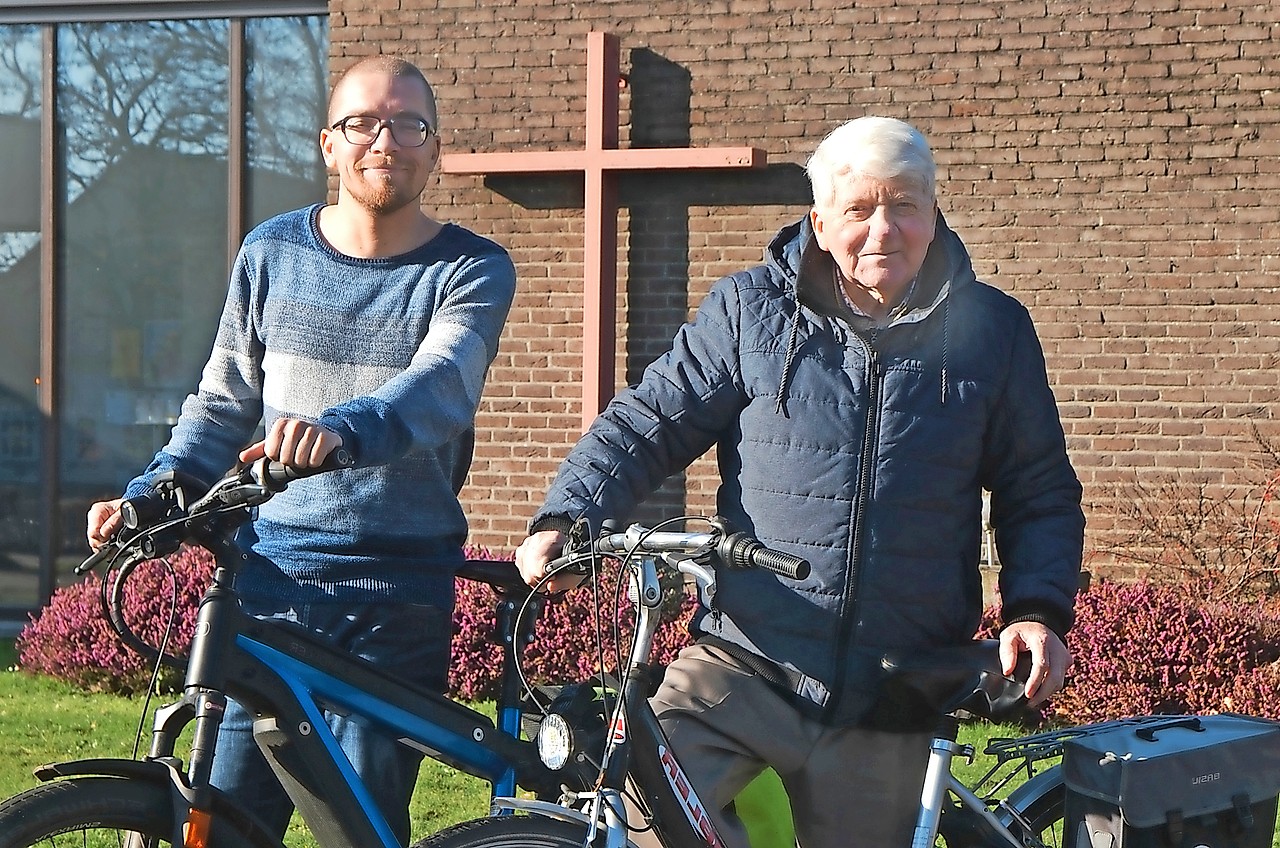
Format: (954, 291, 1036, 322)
(1063, 714, 1280, 848)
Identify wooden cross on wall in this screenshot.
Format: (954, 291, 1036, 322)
(441, 31, 767, 432)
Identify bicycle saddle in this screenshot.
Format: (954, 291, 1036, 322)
(457, 559, 528, 593)
(875, 639, 1031, 724)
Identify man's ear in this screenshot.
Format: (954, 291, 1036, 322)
(426, 133, 442, 170)
(319, 126, 338, 168)
(810, 207, 829, 252)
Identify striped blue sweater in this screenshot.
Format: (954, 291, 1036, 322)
(125, 205, 516, 604)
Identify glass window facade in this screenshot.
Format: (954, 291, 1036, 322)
(245, 16, 328, 222)
(58, 19, 234, 529)
(0, 8, 326, 617)
(0, 26, 43, 609)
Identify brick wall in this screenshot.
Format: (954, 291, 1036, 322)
(330, 0, 1280, 562)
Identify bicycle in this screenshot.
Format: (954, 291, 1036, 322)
(415, 517, 1173, 848)
(0, 455, 564, 848)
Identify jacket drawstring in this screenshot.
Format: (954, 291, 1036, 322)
(940, 298, 951, 406)
(775, 304, 802, 417)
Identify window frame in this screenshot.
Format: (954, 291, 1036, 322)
(1, 1, 324, 25)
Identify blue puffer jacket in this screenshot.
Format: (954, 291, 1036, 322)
(532, 213, 1084, 725)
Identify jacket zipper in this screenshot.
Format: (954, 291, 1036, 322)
(824, 332, 882, 722)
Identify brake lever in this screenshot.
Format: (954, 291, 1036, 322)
(77, 539, 125, 575)
(77, 525, 161, 575)
(182, 469, 267, 515)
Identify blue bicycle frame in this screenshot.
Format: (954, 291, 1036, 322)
(37, 516, 554, 848)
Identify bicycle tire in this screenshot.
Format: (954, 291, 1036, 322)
(414, 814, 591, 848)
(0, 776, 283, 848)
(996, 771, 1064, 848)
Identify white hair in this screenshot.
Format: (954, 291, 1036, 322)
(806, 117, 936, 208)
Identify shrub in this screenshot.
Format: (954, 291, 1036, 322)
(984, 579, 1280, 726)
(17, 543, 697, 702)
(1102, 427, 1280, 602)
(16, 544, 213, 694)
(449, 556, 697, 701)
(25, 546, 1280, 727)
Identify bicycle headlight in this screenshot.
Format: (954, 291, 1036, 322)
(536, 712, 573, 770)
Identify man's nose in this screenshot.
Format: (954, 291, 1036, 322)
(867, 205, 895, 238)
(368, 122, 400, 152)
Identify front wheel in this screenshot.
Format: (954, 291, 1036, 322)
(416, 815, 592, 848)
(0, 777, 282, 848)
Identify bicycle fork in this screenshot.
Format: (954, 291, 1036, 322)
(597, 554, 730, 848)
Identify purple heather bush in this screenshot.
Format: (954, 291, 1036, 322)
(20, 544, 1280, 726)
(1057, 580, 1280, 722)
(982, 579, 1280, 725)
(16, 543, 697, 702)
(16, 544, 214, 694)
(449, 552, 697, 701)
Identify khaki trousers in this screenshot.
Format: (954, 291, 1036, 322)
(642, 642, 932, 848)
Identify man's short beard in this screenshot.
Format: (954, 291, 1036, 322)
(357, 182, 418, 215)
(348, 163, 424, 215)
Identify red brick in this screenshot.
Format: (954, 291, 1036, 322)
(338, 0, 1280, 553)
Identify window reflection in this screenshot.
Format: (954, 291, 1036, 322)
(58, 20, 233, 573)
(0, 25, 43, 606)
(246, 15, 328, 225)
(0, 13, 328, 612)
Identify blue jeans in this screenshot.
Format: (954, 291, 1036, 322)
(209, 599, 451, 845)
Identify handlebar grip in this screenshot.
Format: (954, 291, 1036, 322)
(456, 559, 526, 592)
(749, 545, 811, 580)
(254, 447, 355, 489)
(720, 532, 810, 580)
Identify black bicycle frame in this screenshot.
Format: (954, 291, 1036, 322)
(619, 663, 730, 848)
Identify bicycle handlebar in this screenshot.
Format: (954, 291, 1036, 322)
(564, 519, 810, 581)
(252, 447, 356, 489)
(79, 448, 356, 575)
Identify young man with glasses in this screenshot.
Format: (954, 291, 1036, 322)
(86, 56, 516, 844)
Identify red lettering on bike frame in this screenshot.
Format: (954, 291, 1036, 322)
(659, 745, 727, 848)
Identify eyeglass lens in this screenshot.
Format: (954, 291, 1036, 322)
(339, 116, 430, 147)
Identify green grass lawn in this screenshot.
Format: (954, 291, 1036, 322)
(0, 659, 490, 847)
(0, 651, 1030, 848)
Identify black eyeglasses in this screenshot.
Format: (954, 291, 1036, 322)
(330, 115, 434, 148)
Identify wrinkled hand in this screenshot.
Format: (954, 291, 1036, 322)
(999, 621, 1072, 707)
(514, 529, 584, 593)
(86, 498, 124, 550)
(239, 418, 343, 468)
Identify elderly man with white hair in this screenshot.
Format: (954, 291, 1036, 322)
(517, 116, 1083, 848)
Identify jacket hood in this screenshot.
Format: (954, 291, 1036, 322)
(765, 210, 978, 413)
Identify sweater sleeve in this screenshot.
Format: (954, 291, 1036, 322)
(532, 275, 749, 533)
(317, 249, 516, 467)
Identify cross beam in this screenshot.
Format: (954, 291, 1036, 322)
(441, 31, 766, 432)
